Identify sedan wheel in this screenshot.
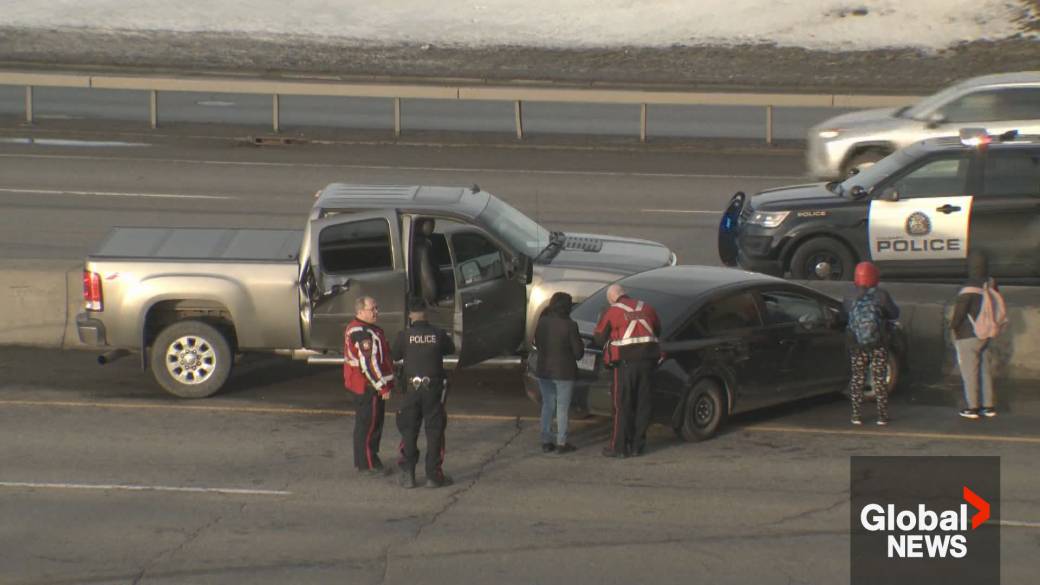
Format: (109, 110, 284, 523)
(677, 379, 726, 442)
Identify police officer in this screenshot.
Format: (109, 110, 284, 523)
(344, 295, 395, 475)
(393, 301, 456, 488)
(593, 284, 662, 458)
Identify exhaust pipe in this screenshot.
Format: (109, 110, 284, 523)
(98, 349, 130, 365)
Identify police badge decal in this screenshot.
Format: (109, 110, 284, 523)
(904, 212, 932, 237)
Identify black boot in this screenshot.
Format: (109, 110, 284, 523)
(425, 473, 454, 488)
(399, 467, 417, 489)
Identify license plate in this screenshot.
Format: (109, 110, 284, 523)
(577, 351, 597, 371)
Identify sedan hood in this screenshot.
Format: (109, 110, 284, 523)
(543, 232, 673, 275)
(751, 183, 843, 210)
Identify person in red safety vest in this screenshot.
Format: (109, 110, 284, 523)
(344, 295, 395, 475)
(593, 284, 662, 458)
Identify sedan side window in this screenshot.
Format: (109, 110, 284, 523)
(760, 291, 824, 326)
(451, 232, 505, 287)
(681, 292, 761, 339)
(887, 155, 970, 198)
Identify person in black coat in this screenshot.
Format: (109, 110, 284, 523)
(534, 292, 584, 454)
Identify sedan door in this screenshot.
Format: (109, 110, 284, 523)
(756, 288, 847, 399)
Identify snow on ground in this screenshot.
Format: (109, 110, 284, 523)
(0, 0, 1035, 52)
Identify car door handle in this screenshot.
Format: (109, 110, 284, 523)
(936, 204, 962, 214)
(464, 299, 483, 309)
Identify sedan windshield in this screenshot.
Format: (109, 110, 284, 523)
(477, 196, 551, 258)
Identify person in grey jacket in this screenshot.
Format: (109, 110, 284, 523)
(534, 292, 585, 454)
(951, 252, 998, 419)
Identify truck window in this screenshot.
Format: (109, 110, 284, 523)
(319, 218, 393, 274)
(982, 151, 1040, 197)
(452, 232, 505, 287)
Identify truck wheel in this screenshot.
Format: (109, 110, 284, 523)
(676, 379, 726, 442)
(842, 149, 889, 178)
(789, 237, 855, 280)
(150, 320, 232, 399)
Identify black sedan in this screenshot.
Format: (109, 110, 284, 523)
(525, 266, 902, 441)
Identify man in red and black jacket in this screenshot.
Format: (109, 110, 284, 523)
(344, 295, 395, 474)
(594, 284, 662, 458)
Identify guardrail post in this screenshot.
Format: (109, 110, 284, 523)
(24, 86, 33, 124)
(515, 100, 524, 140)
(766, 105, 774, 145)
(393, 97, 401, 138)
(640, 103, 647, 143)
(149, 90, 158, 128)
(272, 94, 280, 133)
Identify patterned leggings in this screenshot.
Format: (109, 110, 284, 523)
(848, 346, 890, 420)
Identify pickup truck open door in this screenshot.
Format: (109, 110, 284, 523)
(301, 211, 407, 351)
(449, 230, 528, 366)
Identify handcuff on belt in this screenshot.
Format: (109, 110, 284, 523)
(409, 376, 432, 391)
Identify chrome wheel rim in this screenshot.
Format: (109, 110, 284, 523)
(164, 335, 217, 385)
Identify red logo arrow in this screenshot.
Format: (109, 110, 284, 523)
(963, 486, 990, 530)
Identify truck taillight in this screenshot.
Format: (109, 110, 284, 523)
(83, 270, 103, 311)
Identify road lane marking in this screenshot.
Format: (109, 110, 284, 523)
(0, 399, 557, 424)
(0, 153, 803, 180)
(0, 187, 235, 200)
(745, 425, 1040, 445)
(640, 209, 718, 214)
(0, 481, 290, 496)
(1000, 520, 1040, 529)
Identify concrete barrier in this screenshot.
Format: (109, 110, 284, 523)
(0, 260, 83, 349)
(804, 281, 1040, 393)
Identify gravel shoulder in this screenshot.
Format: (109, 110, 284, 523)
(1, 27, 1037, 94)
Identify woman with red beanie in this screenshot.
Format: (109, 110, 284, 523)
(842, 261, 900, 425)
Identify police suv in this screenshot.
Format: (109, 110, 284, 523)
(719, 129, 1040, 281)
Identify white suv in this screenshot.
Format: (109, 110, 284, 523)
(808, 71, 1040, 180)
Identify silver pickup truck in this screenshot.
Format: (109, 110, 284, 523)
(77, 183, 675, 398)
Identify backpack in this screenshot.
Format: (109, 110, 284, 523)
(849, 288, 884, 346)
(959, 279, 1008, 340)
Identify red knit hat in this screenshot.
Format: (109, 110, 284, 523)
(854, 261, 880, 288)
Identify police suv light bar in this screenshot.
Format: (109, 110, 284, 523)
(959, 127, 991, 147)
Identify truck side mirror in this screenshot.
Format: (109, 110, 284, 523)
(925, 112, 946, 129)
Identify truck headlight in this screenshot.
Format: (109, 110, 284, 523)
(747, 211, 790, 228)
(818, 129, 842, 139)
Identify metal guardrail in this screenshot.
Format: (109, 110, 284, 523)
(0, 70, 924, 144)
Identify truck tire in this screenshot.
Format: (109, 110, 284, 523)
(150, 320, 232, 399)
(842, 149, 889, 178)
(789, 236, 855, 281)
(676, 379, 726, 442)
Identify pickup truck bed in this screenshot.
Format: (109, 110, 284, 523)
(94, 227, 302, 261)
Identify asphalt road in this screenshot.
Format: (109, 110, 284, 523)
(1, 127, 1039, 583)
(2, 347, 1039, 584)
(0, 125, 806, 265)
(0, 85, 856, 141)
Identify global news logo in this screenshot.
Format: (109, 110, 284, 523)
(859, 486, 991, 559)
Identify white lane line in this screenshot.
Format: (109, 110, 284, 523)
(999, 520, 1040, 529)
(0, 481, 290, 496)
(0, 153, 803, 180)
(640, 208, 717, 214)
(0, 187, 236, 200)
